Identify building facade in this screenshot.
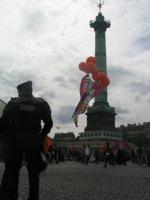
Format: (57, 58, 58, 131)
(0, 99, 5, 118)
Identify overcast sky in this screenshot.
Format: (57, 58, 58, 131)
(0, 0, 149, 137)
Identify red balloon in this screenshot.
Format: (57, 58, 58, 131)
(92, 68, 98, 74)
(101, 77, 110, 87)
(98, 72, 107, 81)
(86, 63, 97, 73)
(86, 56, 96, 65)
(79, 62, 86, 71)
(79, 62, 88, 73)
(92, 72, 110, 87)
(92, 81, 103, 97)
(92, 72, 102, 81)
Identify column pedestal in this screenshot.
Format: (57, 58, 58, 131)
(85, 104, 116, 131)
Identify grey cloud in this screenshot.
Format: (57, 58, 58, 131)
(13, 74, 56, 100)
(37, 90, 56, 100)
(0, 69, 39, 92)
(54, 105, 74, 124)
(0, 53, 14, 70)
(48, 9, 65, 17)
(0, 69, 56, 103)
(13, 71, 37, 87)
(68, 77, 79, 85)
(0, 71, 19, 89)
(23, 10, 46, 31)
(129, 80, 150, 96)
(108, 67, 130, 77)
(116, 106, 129, 115)
(58, 61, 81, 88)
(134, 95, 142, 102)
(53, 76, 70, 89)
(134, 35, 150, 51)
(147, 96, 150, 102)
(0, 70, 37, 102)
(46, 91, 56, 99)
(70, 17, 79, 27)
(68, 44, 78, 52)
(58, 70, 81, 90)
(115, 115, 127, 127)
(108, 67, 131, 85)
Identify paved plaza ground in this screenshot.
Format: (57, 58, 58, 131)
(0, 161, 150, 200)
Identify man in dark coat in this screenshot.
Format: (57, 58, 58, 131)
(103, 142, 115, 168)
(0, 81, 53, 200)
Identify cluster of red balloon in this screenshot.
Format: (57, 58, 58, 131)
(79, 56, 110, 89)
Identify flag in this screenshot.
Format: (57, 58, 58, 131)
(72, 75, 95, 127)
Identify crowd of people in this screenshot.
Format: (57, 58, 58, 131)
(130, 146, 150, 166)
(46, 143, 150, 168)
(48, 143, 127, 167)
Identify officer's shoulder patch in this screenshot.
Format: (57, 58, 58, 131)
(19, 104, 36, 111)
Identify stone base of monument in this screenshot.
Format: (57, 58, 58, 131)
(85, 104, 116, 132)
(79, 130, 123, 141)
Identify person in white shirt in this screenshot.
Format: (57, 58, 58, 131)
(85, 145, 90, 164)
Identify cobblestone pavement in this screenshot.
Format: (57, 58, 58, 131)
(0, 162, 150, 200)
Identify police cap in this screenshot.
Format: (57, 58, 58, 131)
(17, 81, 32, 92)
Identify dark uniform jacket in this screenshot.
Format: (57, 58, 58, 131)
(0, 95, 53, 150)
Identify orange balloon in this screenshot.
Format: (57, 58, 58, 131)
(43, 136, 53, 152)
(86, 56, 96, 65)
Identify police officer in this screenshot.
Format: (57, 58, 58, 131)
(0, 81, 53, 200)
